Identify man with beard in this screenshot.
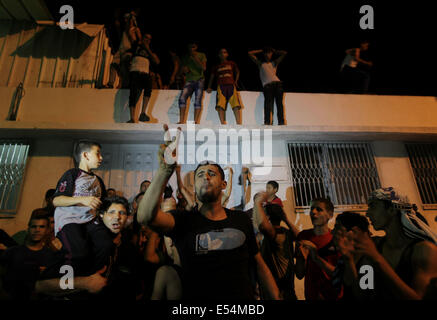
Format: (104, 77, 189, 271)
(137, 127, 280, 300)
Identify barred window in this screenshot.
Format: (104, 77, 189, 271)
(288, 142, 381, 209)
(0, 142, 30, 214)
(405, 143, 437, 206)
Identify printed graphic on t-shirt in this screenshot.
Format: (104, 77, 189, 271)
(54, 170, 103, 235)
(73, 173, 102, 197)
(195, 228, 246, 254)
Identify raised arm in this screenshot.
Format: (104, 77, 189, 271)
(248, 49, 262, 66)
(221, 167, 233, 207)
(282, 212, 300, 239)
(242, 168, 252, 208)
(274, 49, 287, 66)
(252, 192, 276, 240)
(137, 126, 177, 234)
(175, 164, 195, 210)
(145, 42, 160, 65)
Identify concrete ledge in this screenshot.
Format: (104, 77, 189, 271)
(2, 121, 437, 142)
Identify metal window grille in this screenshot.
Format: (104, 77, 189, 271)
(0, 142, 30, 214)
(288, 142, 381, 208)
(405, 143, 437, 205)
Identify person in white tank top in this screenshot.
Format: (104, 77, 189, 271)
(249, 47, 287, 125)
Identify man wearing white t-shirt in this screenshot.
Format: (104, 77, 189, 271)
(249, 47, 287, 125)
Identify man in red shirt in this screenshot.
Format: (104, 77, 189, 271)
(207, 48, 242, 125)
(295, 197, 343, 300)
(265, 181, 283, 207)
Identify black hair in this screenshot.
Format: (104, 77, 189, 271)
(73, 140, 101, 167)
(28, 208, 50, 227)
(45, 188, 56, 201)
(265, 204, 286, 226)
(335, 211, 369, 232)
(310, 197, 335, 213)
(140, 180, 151, 187)
(263, 46, 274, 54)
(194, 161, 225, 180)
(99, 196, 130, 216)
(164, 185, 173, 199)
(267, 180, 279, 191)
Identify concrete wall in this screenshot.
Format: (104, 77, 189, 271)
(1, 87, 437, 128)
(1, 137, 436, 301)
(1, 87, 437, 300)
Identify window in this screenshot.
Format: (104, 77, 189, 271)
(0, 142, 30, 214)
(405, 143, 437, 207)
(288, 142, 380, 210)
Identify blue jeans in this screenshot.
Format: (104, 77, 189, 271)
(178, 79, 205, 109)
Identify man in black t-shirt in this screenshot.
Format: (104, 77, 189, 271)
(137, 126, 280, 300)
(0, 209, 61, 300)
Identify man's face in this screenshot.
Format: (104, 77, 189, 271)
(84, 145, 103, 170)
(361, 42, 369, 51)
(28, 219, 49, 243)
(310, 201, 332, 227)
(194, 164, 226, 203)
(218, 49, 228, 61)
(266, 184, 277, 197)
(140, 182, 150, 193)
(333, 221, 347, 246)
(102, 203, 128, 234)
(366, 199, 391, 230)
(143, 34, 152, 45)
(189, 43, 198, 54)
(264, 51, 273, 61)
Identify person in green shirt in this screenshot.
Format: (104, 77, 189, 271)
(178, 42, 207, 124)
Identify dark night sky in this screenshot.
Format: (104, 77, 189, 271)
(45, 1, 436, 96)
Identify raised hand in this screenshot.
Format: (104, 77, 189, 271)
(254, 191, 268, 205)
(157, 124, 181, 173)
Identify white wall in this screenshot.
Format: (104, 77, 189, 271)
(1, 87, 437, 129)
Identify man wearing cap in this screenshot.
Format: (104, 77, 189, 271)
(136, 127, 280, 300)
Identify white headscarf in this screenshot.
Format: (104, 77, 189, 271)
(369, 187, 437, 245)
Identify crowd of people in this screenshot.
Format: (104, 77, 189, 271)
(1, 127, 436, 301)
(101, 9, 373, 126)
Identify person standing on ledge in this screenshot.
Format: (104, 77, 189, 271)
(207, 48, 242, 125)
(248, 47, 287, 125)
(178, 42, 207, 124)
